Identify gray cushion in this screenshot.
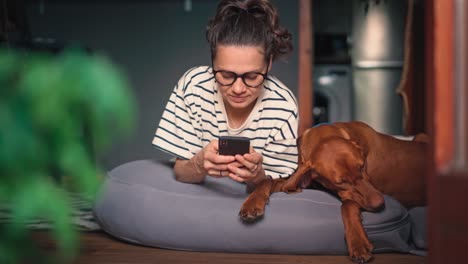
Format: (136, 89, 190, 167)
(408, 207, 427, 255)
(93, 159, 418, 255)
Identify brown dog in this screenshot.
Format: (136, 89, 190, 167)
(239, 121, 427, 263)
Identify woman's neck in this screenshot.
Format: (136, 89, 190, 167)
(225, 100, 256, 129)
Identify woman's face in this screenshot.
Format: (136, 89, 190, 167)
(213, 45, 269, 113)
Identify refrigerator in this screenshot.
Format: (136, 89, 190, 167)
(351, 0, 407, 134)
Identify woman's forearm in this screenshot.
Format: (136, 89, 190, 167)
(173, 154, 206, 183)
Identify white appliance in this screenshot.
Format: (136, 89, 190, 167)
(313, 64, 353, 124)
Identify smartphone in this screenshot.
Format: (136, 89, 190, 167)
(218, 136, 250, 156)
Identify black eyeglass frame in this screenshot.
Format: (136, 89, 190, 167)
(211, 59, 270, 88)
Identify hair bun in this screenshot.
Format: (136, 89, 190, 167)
(206, 0, 293, 61)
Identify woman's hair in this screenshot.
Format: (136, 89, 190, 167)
(206, 0, 292, 62)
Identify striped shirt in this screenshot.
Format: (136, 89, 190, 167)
(153, 66, 298, 179)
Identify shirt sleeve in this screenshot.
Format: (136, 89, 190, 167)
(262, 110, 299, 179)
(152, 70, 203, 159)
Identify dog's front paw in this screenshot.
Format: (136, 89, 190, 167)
(239, 206, 264, 223)
(348, 240, 374, 263)
(238, 194, 268, 223)
(350, 252, 373, 264)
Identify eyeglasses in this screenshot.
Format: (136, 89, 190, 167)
(212, 60, 269, 88)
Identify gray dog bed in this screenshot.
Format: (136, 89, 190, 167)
(93, 159, 426, 255)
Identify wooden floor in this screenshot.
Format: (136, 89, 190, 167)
(35, 231, 427, 264)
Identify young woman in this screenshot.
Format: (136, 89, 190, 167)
(153, 0, 298, 188)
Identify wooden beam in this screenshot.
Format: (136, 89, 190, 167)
(428, 0, 468, 263)
(297, 0, 313, 135)
(433, 0, 455, 170)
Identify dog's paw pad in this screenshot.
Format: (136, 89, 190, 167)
(351, 257, 366, 264)
(350, 251, 373, 264)
(238, 208, 264, 223)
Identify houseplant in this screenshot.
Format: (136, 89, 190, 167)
(0, 47, 135, 263)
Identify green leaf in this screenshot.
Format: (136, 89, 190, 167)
(9, 176, 78, 260)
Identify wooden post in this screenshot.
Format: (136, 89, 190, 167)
(428, 0, 468, 263)
(297, 0, 313, 136)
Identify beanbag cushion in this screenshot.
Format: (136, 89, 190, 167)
(93, 159, 424, 255)
(408, 207, 427, 256)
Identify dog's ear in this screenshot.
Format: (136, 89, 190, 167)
(347, 140, 370, 179)
(296, 135, 303, 165)
(297, 134, 303, 145)
(348, 140, 366, 167)
(349, 140, 363, 155)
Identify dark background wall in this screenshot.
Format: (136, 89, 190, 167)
(25, 0, 351, 170)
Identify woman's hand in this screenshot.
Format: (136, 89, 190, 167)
(186, 141, 266, 185)
(225, 147, 266, 184)
(194, 139, 237, 178)
(174, 139, 237, 183)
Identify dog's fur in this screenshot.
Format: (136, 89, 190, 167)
(239, 121, 427, 263)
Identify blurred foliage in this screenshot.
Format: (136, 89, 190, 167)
(0, 48, 136, 263)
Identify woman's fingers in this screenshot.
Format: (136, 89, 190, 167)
(227, 172, 245, 182)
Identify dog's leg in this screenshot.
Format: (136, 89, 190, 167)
(239, 178, 286, 223)
(341, 200, 374, 264)
(281, 164, 311, 193)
